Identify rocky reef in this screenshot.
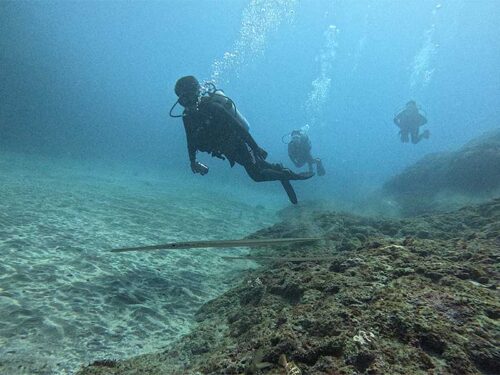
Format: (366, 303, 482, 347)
(76, 197, 499, 375)
(383, 128, 500, 216)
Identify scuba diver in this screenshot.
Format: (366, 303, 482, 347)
(393, 100, 430, 144)
(170, 75, 313, 204)
(285, 127, 325, 176)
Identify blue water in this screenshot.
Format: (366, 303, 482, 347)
(2, 0, 499, 203)
(0, 1, 499, 373)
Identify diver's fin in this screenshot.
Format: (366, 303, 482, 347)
(295, 171, 314, 180)
(280, 180, 298, 204)
(316, 159, 325, 176)
(260, 168, 313, 181)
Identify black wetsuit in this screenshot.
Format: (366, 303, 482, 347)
(394, 108, 428, 144)
(182, 94, 302, 183)
(288, 133, 325, 176)
(288, 134, 314, 169)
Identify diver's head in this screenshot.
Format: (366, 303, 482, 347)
(175, 76, 201, 107)
(406, 100, 417, 108)
(291, 130, 302, 140)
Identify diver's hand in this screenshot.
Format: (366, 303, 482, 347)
(257, 147, 268, 160)
(191, 161, 209, 175)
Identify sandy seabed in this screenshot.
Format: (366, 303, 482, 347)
(0, 152, 279, 375)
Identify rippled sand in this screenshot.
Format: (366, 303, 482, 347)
(0, 152, 279, 374)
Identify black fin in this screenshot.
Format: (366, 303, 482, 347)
(280, 180, 298, 204)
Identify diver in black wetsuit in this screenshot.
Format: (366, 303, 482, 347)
(393, 100, 430, 144)
(287, 129, 325, 176)
(170, 76, 313, 204)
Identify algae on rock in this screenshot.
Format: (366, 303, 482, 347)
(77, 198, 500, 375)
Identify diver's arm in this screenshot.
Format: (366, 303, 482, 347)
(182, 117, 208, 175)
(187, 139, 197, 165)
(182, 117, 197, 163)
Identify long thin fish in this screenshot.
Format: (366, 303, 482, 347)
(222, 256, 337, 262)
(111, 237, 321, 253)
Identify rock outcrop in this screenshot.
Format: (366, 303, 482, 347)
(76, 198, 500, 375)
(383, 128, 500, 215)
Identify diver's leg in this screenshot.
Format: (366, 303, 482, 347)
(411, 128, 430, 144)
(414, 129, 430, 143)
(242, 160, 313, 182)
(242, 162, 299, 203)
(307, 161, 314, 174)
(234, 148, 266, 181)
(236, 145, 314, 182)
(262, 161, 314, 181)
(401, 130, 409, 143)
(243, 163, 266, 182)
(238, 154, 307, 203)
(411, 127, 421, 144)
(243, 163, 284, 182)
(315, 158, 326, 176)
(293, 160, 305, 168)
(305, 154, 315, 173)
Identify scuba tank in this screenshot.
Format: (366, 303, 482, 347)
(169, 81, 251, 131)
(393, 103, 426, 118)
(209, 89, 250, 131)
(169, 82, 250, 131)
